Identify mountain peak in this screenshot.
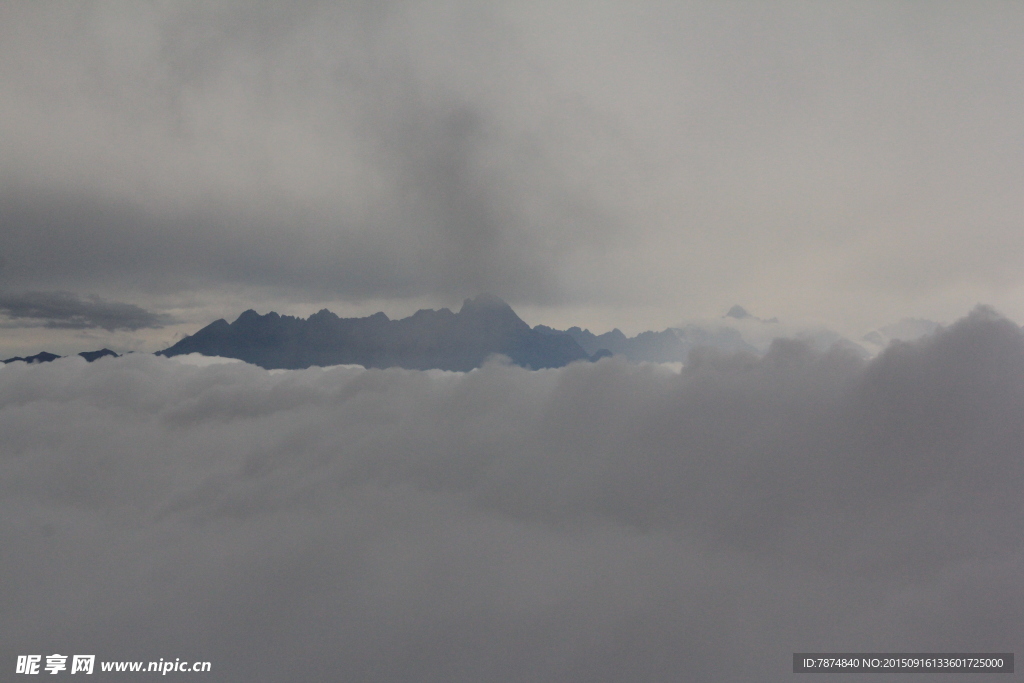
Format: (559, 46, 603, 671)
(310, 308, 337, 318)
(457, 294, 530, 336)
(459, 294, 513, 314)
(235, 309, 262, 323)
(725, 305, 752, 320)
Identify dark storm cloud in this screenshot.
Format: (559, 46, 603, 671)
(0, 291, 173, 331)
(1, 308, 1020, 680)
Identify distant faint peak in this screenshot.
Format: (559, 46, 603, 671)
(725, 305, 752, 320)
(459, 294, 513, 314)
(723, 305, 778, 323)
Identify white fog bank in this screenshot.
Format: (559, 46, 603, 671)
(2, 307, 1021, 681)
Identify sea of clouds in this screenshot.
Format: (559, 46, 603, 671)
(2, 307, 1021, 681)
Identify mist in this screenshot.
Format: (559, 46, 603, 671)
(2, 307, 1020, 681)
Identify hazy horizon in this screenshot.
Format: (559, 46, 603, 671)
(0, 291, 974, 362)
(3, 2, 1024, 356)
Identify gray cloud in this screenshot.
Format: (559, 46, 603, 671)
(0, 291, 173, 331)
(0, 2, 586, 305)
(2, 2, 1022, 332)
(1, 307, 1020, 680)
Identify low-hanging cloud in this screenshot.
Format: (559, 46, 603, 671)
(0, 291, 174, 331)
(1, 307, 1021, 681)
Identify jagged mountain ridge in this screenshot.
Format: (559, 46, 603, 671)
(2, 349, 118, 364)
(8, 301, 936, 370)
(158, 294, 591, 371)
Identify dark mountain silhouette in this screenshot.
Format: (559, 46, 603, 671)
(78, 348, 119, 362)
(157, 295, 592, 371)
(2, 349, 119, 364)
(2, 351, 61, 364)
(3, 301, 875, 370)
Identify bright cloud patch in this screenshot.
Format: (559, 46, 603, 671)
(1, 308, 1021, 681)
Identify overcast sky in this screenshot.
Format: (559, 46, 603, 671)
(2, 309, 1021, 681)
(2, 1, 1023, 354)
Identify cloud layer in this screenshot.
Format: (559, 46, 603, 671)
(2, 308, 1021, 681)
(2, 2, 1023, 332)
(0, 291, 173, 331)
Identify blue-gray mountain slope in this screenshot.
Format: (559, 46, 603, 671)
(158, 295, 590, 371)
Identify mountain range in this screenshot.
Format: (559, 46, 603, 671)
(3, 296, 947, 371)
(2, 349, 118, 365)
(157, 294, 592, 371)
